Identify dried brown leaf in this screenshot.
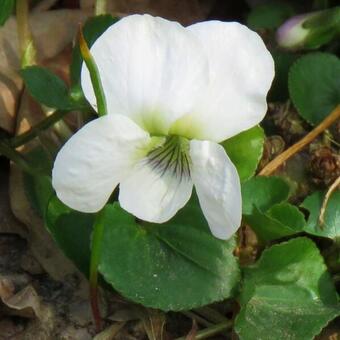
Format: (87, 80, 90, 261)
(0, 162, 26, 237)
(0, 9, 88, 133)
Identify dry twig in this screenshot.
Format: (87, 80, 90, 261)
(259, 105, 340, 176)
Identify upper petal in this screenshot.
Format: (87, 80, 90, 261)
(119, 159, 193, 223)
(171, 21, 275, 142)
(52, 114, 150, 213)
(81, 14, 208, 135)
(190, 140, 242, 240)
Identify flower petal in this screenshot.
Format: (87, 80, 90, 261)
(171, 21, 275, 142)
(81, 14, 208, 135)
(119, 161, 193, 223)
(190, 140, 242, 239)
(52, 115, 150, 213)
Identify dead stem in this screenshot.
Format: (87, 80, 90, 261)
(318, 176, 340, 227)
(259, 104, 340, 176)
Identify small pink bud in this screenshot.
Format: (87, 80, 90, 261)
(276, 13, 314, 49)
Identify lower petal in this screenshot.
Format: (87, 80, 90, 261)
(190, 140, 242, 239)
(52, 114, 150, 213)
(119, 161, 193, 223)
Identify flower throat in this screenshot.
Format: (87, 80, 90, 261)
(146, 135, 191, 180)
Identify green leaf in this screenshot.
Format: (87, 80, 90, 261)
(98, 200, 240, 311)
(241, 176, 290, 215)
(223, 126, 265, 182)
(21, 66, 76, 110)
(23, 148, 93, 275)
(23, 147, 53, 218)
(244, 203, 306, 242)
(242, 177, 304, 242)
(24, 174, 53, 218)
(289, 52, 340, 125)
(301, 190, 340, 240)
(45, 195, 94, 276)
(235, 237, 340, 340)
(0, 0, 15, 26)
(70, 15, 118, 85)
(247, 2, 294, 30)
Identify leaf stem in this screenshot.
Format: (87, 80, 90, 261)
(89, 209, 106, 333)
(181, 311, 213, 328)
(259, 104, 340, 176)
(318, 176, 340, 227)
(194, 306, 229, 324)
(0, 140, 38, 176)
(79, 28, 107, 117)
(9, 110, 69, 148)
(175, 320, 232, 340)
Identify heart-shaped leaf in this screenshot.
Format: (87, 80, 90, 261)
(289, 52, 340, 125)
(235, 237, 340, 340)
(98, 199, 240, 311)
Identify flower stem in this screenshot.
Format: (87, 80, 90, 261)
(259, 104, 340, 176)
(0, 140, 38, 176)
(89, 209, 106, 333)
(95, 0, 107, 16)
(175, 320, 232, 340)
(16, 0, 36, 67)
(79, 28, 107, 117)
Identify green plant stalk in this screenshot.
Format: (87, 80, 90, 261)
(95, 0, 107, 16)
(79, 25, 109, 332)
(194, 306, 229, 324)
(0, 140, 38, 176)
(181, 311, 213, 328)
(9, 110, 69, 148)
(175, 320, 232, 340)
(16, 0, 36, 67)
(79, 28, 107, 117)
(89, 209, 106, 333)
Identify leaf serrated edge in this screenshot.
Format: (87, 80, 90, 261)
(98, 251, 240, 312)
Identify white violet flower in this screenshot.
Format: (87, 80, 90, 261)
(52, 14, 274, 239)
